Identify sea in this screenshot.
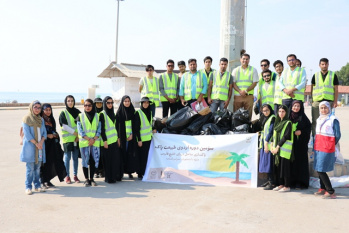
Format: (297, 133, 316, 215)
(0, 92, 112, 104)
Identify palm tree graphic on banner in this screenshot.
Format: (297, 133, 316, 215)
(226, 152, 249, 184)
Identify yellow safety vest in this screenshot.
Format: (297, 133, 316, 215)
(183, 71, 204, 101)
(312, 71, 335, 102)
(137, 110, 152, 142)
(259, 80, 275, 110)
(160, 73, 178, 102)
(201, 69, 215, 98)
(60, 110, 77, 144)
(259, 115, 275, 149)
(211, 70, 230, 101)
(125, 120, 132, 139)
(274, 74, 283, 105)
(141, 76, 160, 107)
(234, 66, 255, 95)
(272, 121, 293, 160)
(100, 110, 118, 145)
(282, 67, 305, 101)
(78, 113, 101, 148)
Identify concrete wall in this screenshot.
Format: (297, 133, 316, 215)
(111, 77, 141, 105)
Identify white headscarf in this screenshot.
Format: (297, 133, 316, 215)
(319, 101, 331, 120)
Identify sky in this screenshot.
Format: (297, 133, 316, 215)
(1, 0, 349, 94)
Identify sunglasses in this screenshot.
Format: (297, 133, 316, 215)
(167, 65, 174, 67)
(106, 101, 114, 105)
(84, 104, 92, 107)
(263, 74, 271, 78)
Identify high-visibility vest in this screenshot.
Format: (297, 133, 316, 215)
(160, 73, 178, 102)
(78, 113, 101, 148)
(141, 76, 160, 107)
(312, 71, 335, 102)
(201, 69, 215, 98)
(259, 115, 275, 149)
(274, 74, 283, 105)
(272, 121, 293, 159)
(60, 110, 77, 144)
(183, 71, 204, 101)
(211, 70, 230, 101)
(282, 67, 305, 101)
(100, 110, 118, 145)
(234, 66, 255, 95)
(314, 115, 337, 153)
(125, 120, 132, 139)
(137, 109, 152, 142)
(259, 80, 275, 110)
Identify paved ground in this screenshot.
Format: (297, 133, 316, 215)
(0, 106, 348, 233)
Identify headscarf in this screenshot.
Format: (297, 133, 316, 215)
(260, 104, 274, 128)
(84, 99, 96, 123)
(22, 100, 42, 164)
(140, 97, 152, 122)
(289, 100, 304, 123)
(64, 95, 80, 119)
(319, 101, 331, 120)
(94, 97, 103, 113)
(103, 96, 115, 122)
(116, 95, 135, 122)
(41, 103, 56, 131)
(274, 105, 289, 134)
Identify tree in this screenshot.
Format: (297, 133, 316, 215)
(336, 62, 349, 86)
(226, 152, 249, 184)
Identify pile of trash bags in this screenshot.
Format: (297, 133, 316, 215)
(153, 106, 252, 135)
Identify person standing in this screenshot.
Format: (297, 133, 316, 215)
(93, 98, 103, 113)
(179, 58, 208, 107)
(313, 101, 341, 199)
(139, 65, 160, 117)
(77, 99, 101, 187)
(201, 56, 215, 104)
(20, 100, 47, 195)
(177, 61, 187, 110)
(259, 59, 276, 83)
(257, 70, 275, 111)
(93, 97, 104, 178)
(159, 59, 179, 118)
(289, 100, 311, 189)
(100, 96, 122, 183)
(273, 60, 284, 114)
(59, 95, 81, 184)
(279, 54, 306, 110)
(232, 53, 259, 120)
(296, 59, 302, 67)
(310, 58, 339, 136)
(40, 104, 67, 188)
(207, 57, 233, 112)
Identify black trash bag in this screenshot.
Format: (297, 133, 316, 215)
(153, 117, 166, 133)
(213, 109, 233, 134)
(250, 119, 262, 133)
(180, 128, 192, 135)
(233, 124, 250, 134)
(187, 112, 213, 135)
(161, 128, 178, 134)
(200, 123, 223, 135)
(231, 107, 250, 130)
(166, 106, 199, 131)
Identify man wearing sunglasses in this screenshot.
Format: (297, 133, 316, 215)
(159, 59, 179, 118)
(257, 69, 275, 112)
(139, 65, 160, 117)
(279, 54, 306, 110)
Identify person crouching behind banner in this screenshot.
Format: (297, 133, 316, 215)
(258, 104, 276, 190)
(77, 99, 101, 187)
(271, 105, 293, 192)
(313, 101, 341, 199)
(100, 96, 122, 183)
(134, 97, 157, 180)
(20, 100, 47, 195)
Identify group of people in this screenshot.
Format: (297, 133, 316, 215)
(20, 94, 155, 195)
(20, 52, 341, 199)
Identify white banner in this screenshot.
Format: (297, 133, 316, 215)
(143, 133, 258, 187)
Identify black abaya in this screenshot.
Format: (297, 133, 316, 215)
(101, 142, 122, 182)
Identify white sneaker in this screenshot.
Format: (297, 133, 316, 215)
(25, 189, 33, 195)
(34, 188, 46, 192)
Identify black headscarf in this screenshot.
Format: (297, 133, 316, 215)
(64, 95, 80, 119)
(41, 103, 56, 132)
(289, 100, 303, 123)
(103, 96, 115, 122)
(260, 104, 274, 128)
(140, 98, 152, 122)
(116, 95, 135, 122)
(94, 97, 103, 113)
(84, 99, 96, 123)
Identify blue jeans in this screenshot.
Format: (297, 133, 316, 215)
(210, 99, 225, 112)
(150, 103, 156, 117)
(64, 147, 79, 177)
(25, 162, 42, 190)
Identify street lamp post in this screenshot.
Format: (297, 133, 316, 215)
(115, 0, 124, 64)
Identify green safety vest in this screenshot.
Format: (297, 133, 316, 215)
(259, 80, 275, 110)
(312, 71, 335, 102)
(141, 76, 160, 107)
(137, 109, 152, 142)
(274, 75, 283, 105)
(282, 67, 305, 101)
(78, 113, 101, 148)
(201, 69, 215, 98)
(234, 66, 255, 95)
(183, 71, 204, 101)
(272, 121, 293, 160)
(211, 70, 230, 101)
(259, 115, 275, 149)
(100, 110, 118, 145)
(160, 73, 178, 102)
(125, 120, 132, 139)
(60, 110, 77, 144)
